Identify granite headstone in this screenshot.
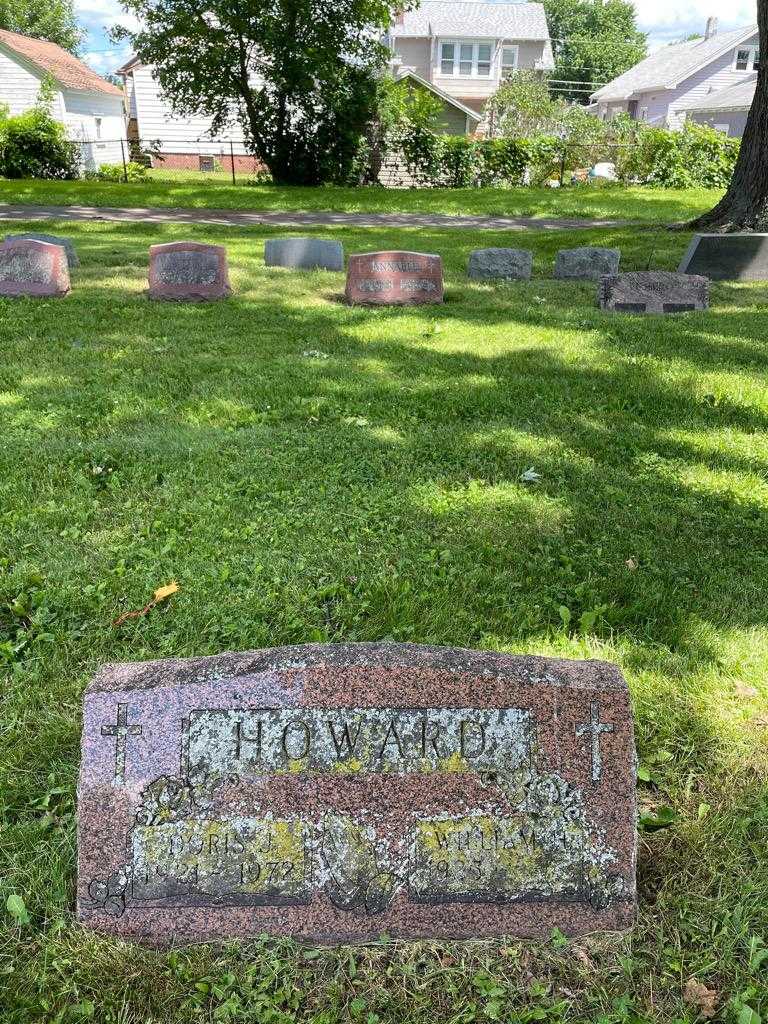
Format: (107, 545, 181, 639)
(554, 247, 620, 281)
(148, 241, 231, 301)
(346, 252, 443, 305)
(468, 248, 533, 281)
(599, 271, 709, 313)
(678, 233, 768, 281)
(5, 232, 79, 269)
(265, 238, 344, 272)
(0, 238, 70, 298)
(77, 642, 637, 946)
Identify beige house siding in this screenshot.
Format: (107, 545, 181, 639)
(393, 34, 549, 109)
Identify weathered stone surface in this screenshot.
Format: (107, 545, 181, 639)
(678, 233, 768, 281)
(265, 238, 344, 271)
(0, 239, 70, 298)
(346, 251, 443, 305)
(598, 271, 709, 314)
(5, 232, 79, 268)
(468, 248, 532, 281)
(77, 643, 637, 946)
(148, 241, 231, 301)
(554, 247, 620, 281)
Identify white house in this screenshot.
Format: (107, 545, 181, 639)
(117, 56, 255, 173)
(0, 28, 125, 169)
(387, 1, 555, 131)
(590, 18, 759, 133)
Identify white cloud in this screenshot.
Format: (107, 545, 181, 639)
(633, 0, 757, 47)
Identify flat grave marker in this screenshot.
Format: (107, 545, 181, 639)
(265, 238, 344, 272)
(148, 241, 231, 301)
(555, 247, 620, 281)
(346, 251, 443, 305)
(468, 248, 532, 281)
(678, 233, 768, 281)
(5, 232, 79, 268)
(77, 643, 637, 946)
(0, 238, 70, 298)
(599, 271, 709, 314)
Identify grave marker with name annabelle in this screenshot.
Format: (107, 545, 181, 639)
(77, 643, 637, 945)
(346, 251, 443, 305)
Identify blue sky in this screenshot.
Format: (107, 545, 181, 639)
(76, 0, 759, 77)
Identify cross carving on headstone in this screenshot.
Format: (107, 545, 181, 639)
(101, 703, 142, 784)
(575, 702, 614, 783)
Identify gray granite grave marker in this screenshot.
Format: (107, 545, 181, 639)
(468, 248, 533, 281)
(599, 271, 709, 313)
(265, 238, 344, 271)
(555, 247, 620, 281)
(678, 233, 768, 281)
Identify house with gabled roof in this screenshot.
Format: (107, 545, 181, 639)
(0, 28, 126, 168)
(680, 74, 756, 137)
(590, 18, 759, 132)
(387, 1, 555, 131)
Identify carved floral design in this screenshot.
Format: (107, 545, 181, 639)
(86, 868, 131, 917)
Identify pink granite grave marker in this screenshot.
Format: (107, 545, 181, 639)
(148, 241, 231, 301)
(77, 643, 637, 946)
(0, 238, 70, 298)
(346, 251, 443, 305)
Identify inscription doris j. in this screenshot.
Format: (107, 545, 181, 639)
(346, 251, 444, 305)
(78, 643, 637, 944)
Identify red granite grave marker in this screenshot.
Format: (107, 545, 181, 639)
(148, 241, 231, 301)
(77, 643, 637, 946)
(346, 251, 443, 305)
(0, 238, 70, 298)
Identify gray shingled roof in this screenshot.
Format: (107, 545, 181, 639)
(680, 74, 756, 112)
(591, 24, 758, 102)
(394, 1, 551, 41)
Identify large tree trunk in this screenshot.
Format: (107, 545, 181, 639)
(690, 0, 768, 231)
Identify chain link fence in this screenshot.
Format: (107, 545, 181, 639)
(69, 137, 266, 184)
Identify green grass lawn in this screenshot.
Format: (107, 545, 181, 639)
(2, 219, 768, 1024)
(0, 177, 723, 223)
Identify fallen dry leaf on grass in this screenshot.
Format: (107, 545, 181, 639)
(683, 978, 718, 1019)
(153, 582, 179, 602)
(113, 581, 180, 628)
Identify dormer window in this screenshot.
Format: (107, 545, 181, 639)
(439, 39, 494, 77)
(734, 45, 759, 71)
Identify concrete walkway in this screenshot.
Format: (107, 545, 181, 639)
(0, 203, 629, 232)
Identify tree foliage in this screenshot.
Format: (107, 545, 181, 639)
(113, 0, 410, 186)
(0, 77, 79, 178)
(542, 0, 646, 101)
(0, 0, 83, 53)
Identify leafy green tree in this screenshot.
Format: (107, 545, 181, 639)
(113, 0, 412, 185)
(542, 0, 646, 101)
(487, 70, 564, 137)
(0, 0, 83, 53)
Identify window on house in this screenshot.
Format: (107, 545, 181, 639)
(199, 155, 215, 173)
(501, 45, 518, 78)
(735, 46, 759, 70)
(94, 117, 102, 140)
(440, 42, 455, 75)
(439, 40, 495, 77)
